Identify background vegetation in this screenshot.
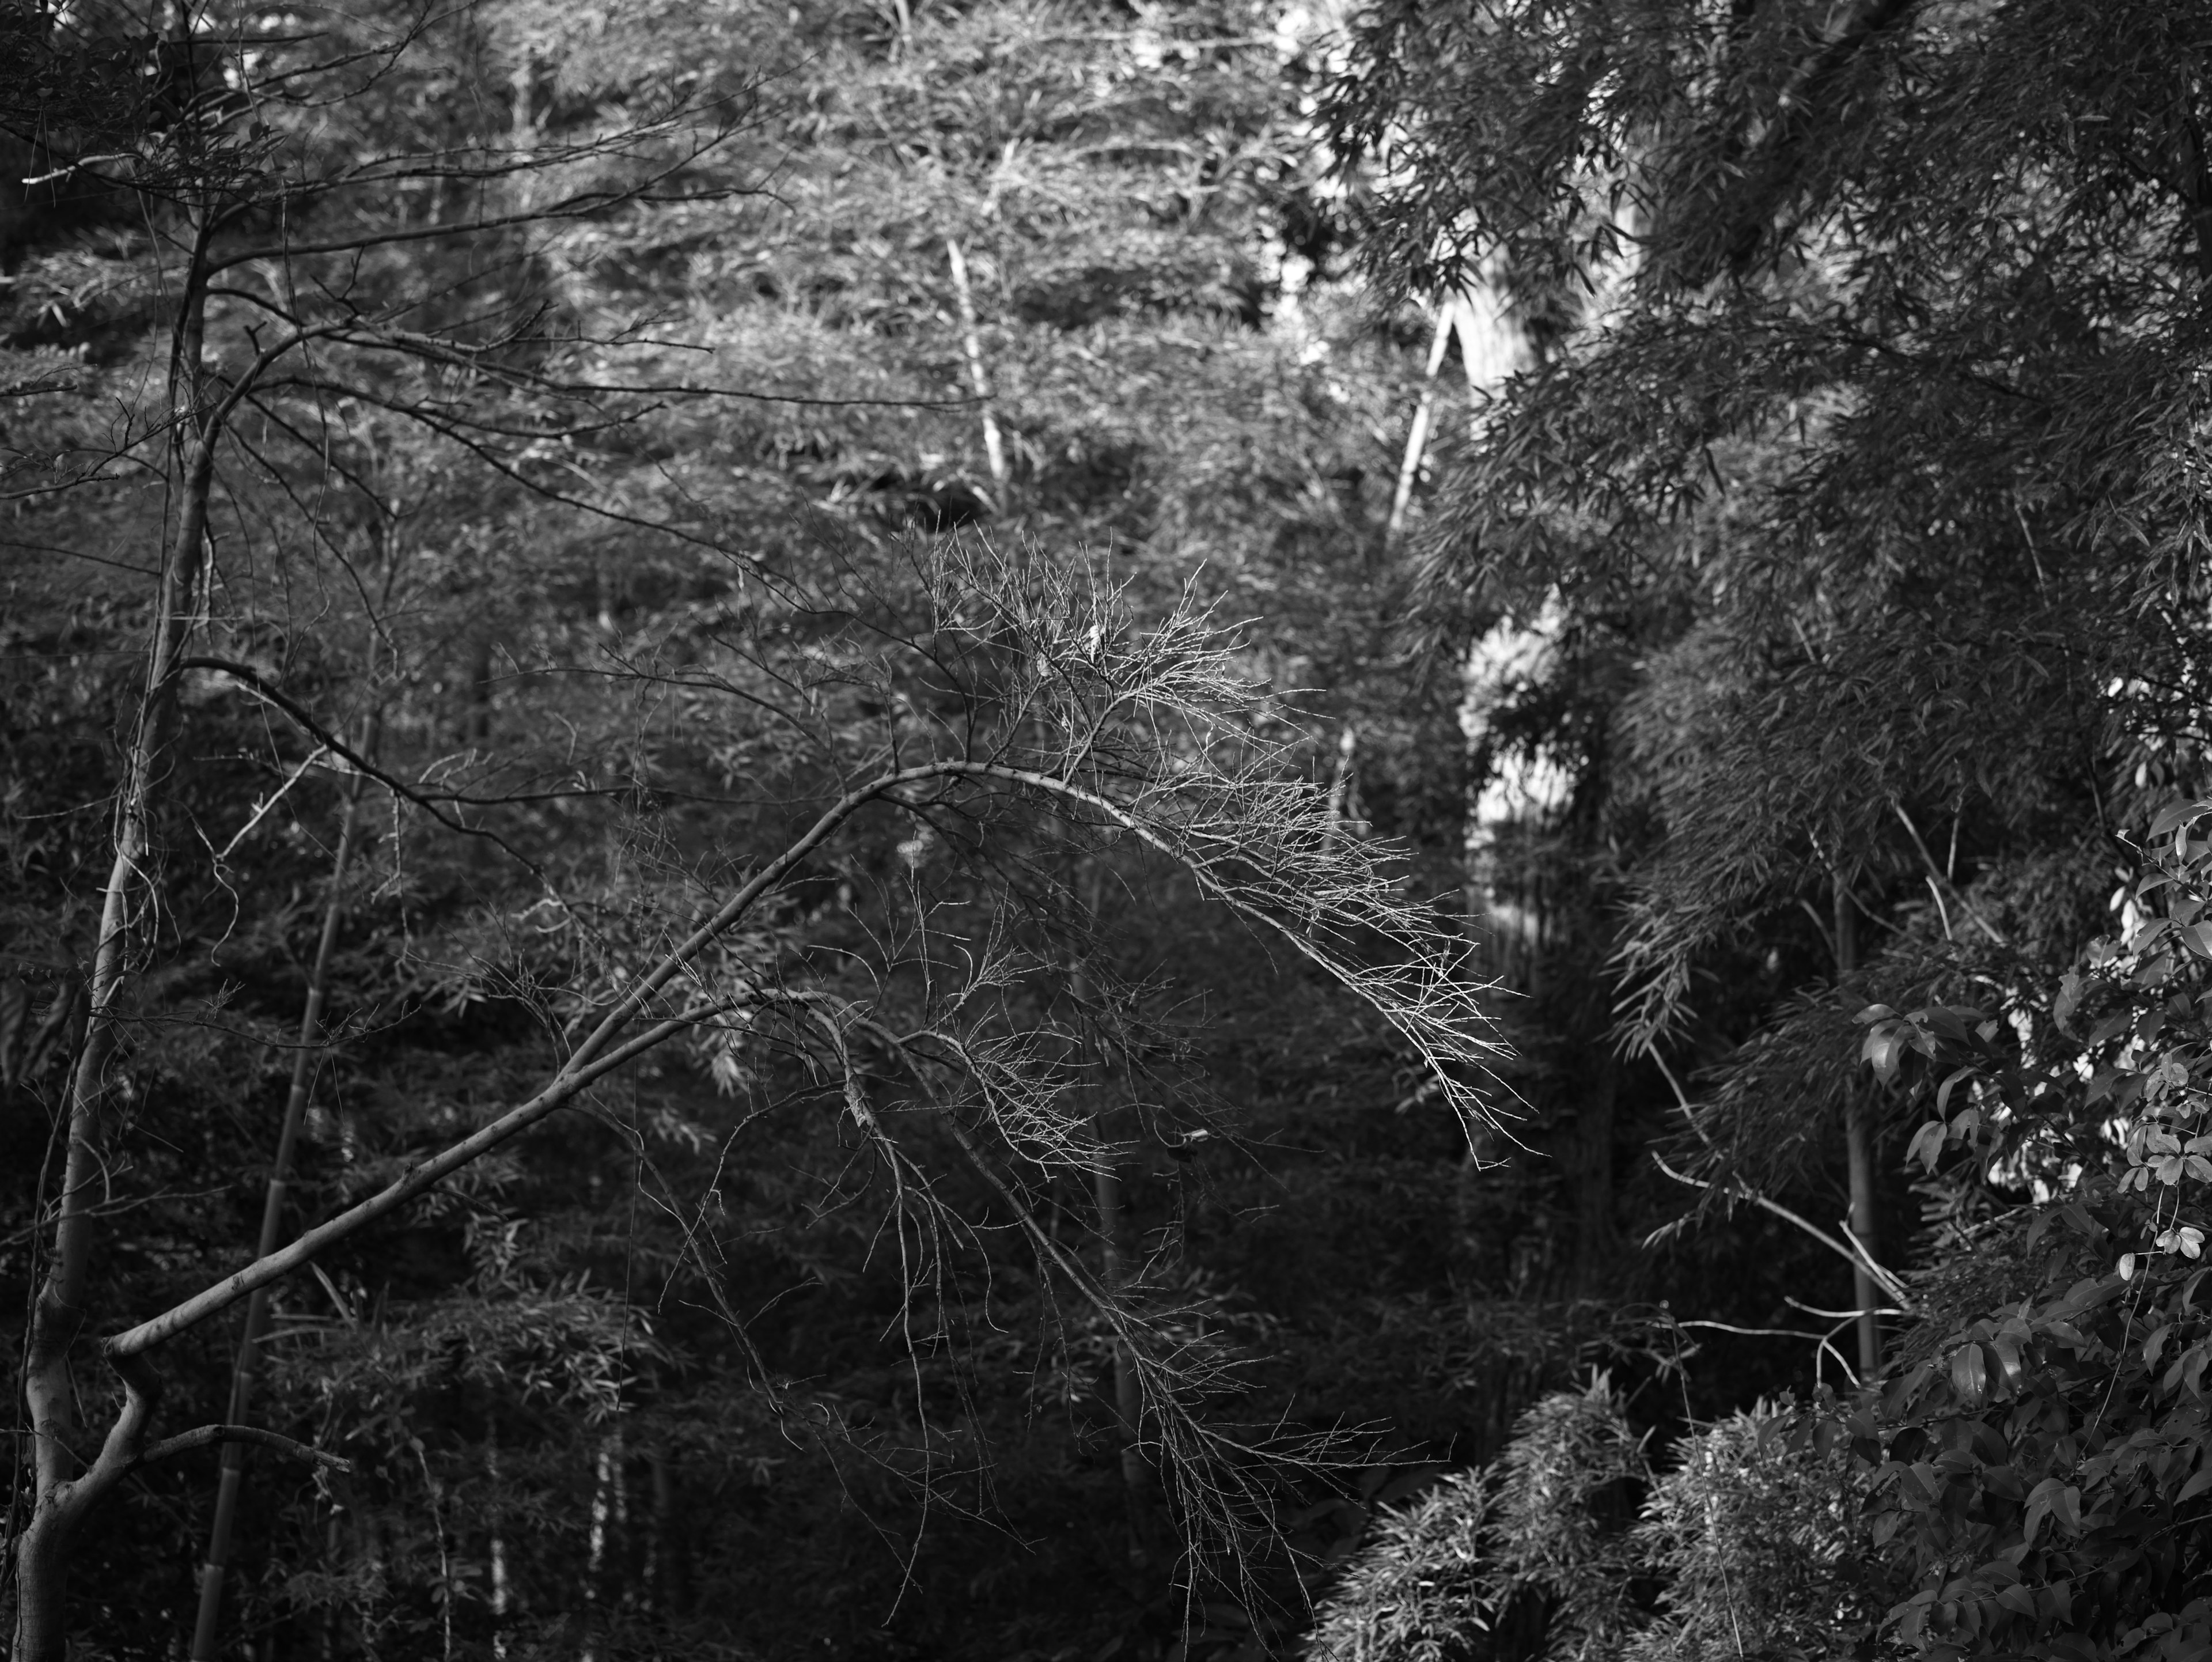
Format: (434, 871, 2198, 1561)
(6, 1, 2212, 1660)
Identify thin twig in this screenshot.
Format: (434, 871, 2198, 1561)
(1647, 1048, 1914, 1308)
(1895, 802, 2006, 946)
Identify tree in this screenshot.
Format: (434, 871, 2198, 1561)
(1319, 0, 2212, 1653)
(1, 6, 1512, 1656)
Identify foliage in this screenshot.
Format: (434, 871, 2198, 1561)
(1836, 801, 2212, 1659)
(26, 0, 2212, 1654)
(1305, 1375, 1647, 1662)
(1622, 1401, 1882, 1662)
(0, 0, 1528, 1656)
(1325, 0, 2203, 1045)
(1306, 1378, 1888, 1662)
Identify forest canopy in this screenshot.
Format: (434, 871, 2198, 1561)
(5, 1, 2212, 1660)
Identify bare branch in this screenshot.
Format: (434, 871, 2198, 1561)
(137, 1425, 352, 1472)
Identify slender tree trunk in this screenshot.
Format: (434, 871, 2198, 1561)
(489, 1411, 511, 1659)
(611, 1429, 629, 1613)
(414, 1440, 455, 1662)
(1325, 726, 1359, 834)
(1571, 1050, 1619, 1297)
(13, 237, 217, 1662)
(320, 1512, 342, 1662)
(945, 238, 1009, 490)
(1387, 304, 1455, 542)
(1093, 1160, 1149, 1505)
(1834, 874, 1881, 1377)
(581, 1430, 619, 1662)
(651, 1446, 688, 1616)
(190, 759, 369, 1660)
(1067, 864, 1152, 1555)
(468, 638, 495, 748)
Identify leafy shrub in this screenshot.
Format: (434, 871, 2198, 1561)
(1306, 1375, 1646, 1661)
(1309, 1382, 1887, 1662)
(1623, 1403, 1883, 1662)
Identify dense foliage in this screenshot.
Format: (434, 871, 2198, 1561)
(13, 0, 2212, 1657)
(1309, 0, 2212, 1659)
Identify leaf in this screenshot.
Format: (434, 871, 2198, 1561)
(2090, 1012, 2135, 1047)
(2149, 800, 2212, 840)
(2176, 1464, 2212, 1506)
(1995, 1584, 2038, 1618)
(2131, 917, 2175, 955)
(1952, 1343, 1988, 1402)
(2056, 971, 2085, 1031)
(1907, 1119, 1948, 1174)
(2024, 1475, 2068, 1543)
(1982, 1461, 2025, 1500)
(1936, 1064, 1977, 1116)
(2056, 1484, 2082, 1532)
(1865, 1029, 1905, 1084)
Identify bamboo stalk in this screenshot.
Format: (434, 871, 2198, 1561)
(490, 1411, 511, 1659)
(1387, 304, 1456, 540)
(189, 752, 370, 1661)
(1069, 861, 1153, 1557)
(945, 238, 1009, 489)
(1834, 873, 1882, 1378)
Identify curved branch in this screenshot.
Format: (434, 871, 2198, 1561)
(108, 745, 1499, 1361)
(1646, 1049, 1914, 1308)
(176, 658, 556, 879)
(1650, 1150, 1912, 1309)
(103, 1010, 698, 1359)
(138, 1424, 352, 1472)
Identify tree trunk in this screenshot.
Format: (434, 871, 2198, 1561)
(190, 760, 368, 1660)
(581, 1428, 623, 1661)
(13, 247, 216, 1662)
(1387, 304, 1455, 542)
(1571, 1048, 1619, 1297)
(945, 238, 1009, 490)
(1067, 861, 1153, 1557)
(489, 1413, 512, 1659)
(1834, 874, 1881, 1377)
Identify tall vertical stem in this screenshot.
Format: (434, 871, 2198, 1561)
(1387, 304, 1455, 542)
(489, 1412, 511, 1659)
(1834, 873, 1881, 1377)
(945, 238, 1009, 489)
(1069, 861, 1150, 1553)
(14, 216, 218, 1662)
(189, 758, 370, 1660)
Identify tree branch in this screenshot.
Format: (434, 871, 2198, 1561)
(105, 707, 1498, 1362)
(138, 1424, 353, 1472)
(1649, 1150, 1912, 1310)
